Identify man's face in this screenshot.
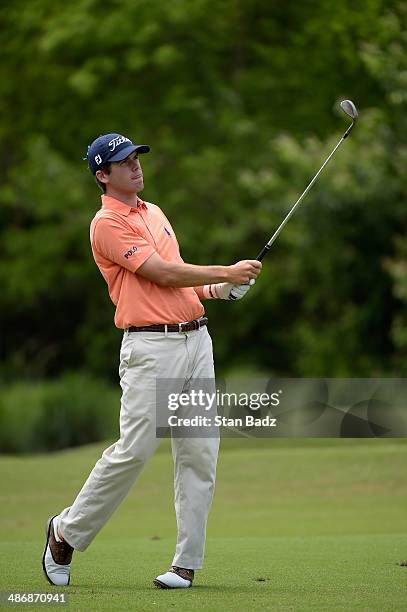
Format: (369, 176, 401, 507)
(98, 152, 144, 194)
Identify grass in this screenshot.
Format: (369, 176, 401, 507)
(0, 438, 406, 610)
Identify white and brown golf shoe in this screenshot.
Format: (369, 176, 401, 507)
(153, 566, 194, 589)
(42, 515, 73, 586)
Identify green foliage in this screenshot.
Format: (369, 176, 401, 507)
(0, 374, 118, 453)
(0, 0, 406, 381)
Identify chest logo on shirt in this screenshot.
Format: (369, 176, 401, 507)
(124, 245, 138, 259)
(164, 227, 171, 237)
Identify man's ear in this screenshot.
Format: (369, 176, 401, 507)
(95, 169, 109, 185)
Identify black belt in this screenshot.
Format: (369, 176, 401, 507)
(128, 317, 208, 333)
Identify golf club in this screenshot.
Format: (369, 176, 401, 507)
(256, 99, 358, 261)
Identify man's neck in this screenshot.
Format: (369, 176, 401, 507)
(105, 188, 139, 208)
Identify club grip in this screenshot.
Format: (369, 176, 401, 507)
(256, 245, 271, 261)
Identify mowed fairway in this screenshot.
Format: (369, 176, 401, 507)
(0, 438, 406, 611)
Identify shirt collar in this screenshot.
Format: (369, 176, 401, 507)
(101, 195, 147, 216)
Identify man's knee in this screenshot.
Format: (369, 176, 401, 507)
(100, 437, 157, 469)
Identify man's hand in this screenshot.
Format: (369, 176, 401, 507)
(226, 260, 262, 285)
(201, 259, 261, 301)
(203, 279, 255, 300)
(229, 280, 255, 300)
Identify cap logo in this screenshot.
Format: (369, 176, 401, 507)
(94, 154, 102, 165)
(108, 135, 131, 152)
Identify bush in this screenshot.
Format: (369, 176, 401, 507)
(0, 373, 119, 454)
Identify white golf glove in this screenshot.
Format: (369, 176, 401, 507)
(203, 279, 255, 301)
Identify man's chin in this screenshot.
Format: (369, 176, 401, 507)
(133, 180, 144, 192)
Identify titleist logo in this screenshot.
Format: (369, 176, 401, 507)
(108, 135, 131, 151)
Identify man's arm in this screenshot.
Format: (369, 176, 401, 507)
(137, 252, 261, 288)
(194, 286, 205, 300)
(197, 280, 255, 301)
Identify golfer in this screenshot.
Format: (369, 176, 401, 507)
(42, 133, 261, 589)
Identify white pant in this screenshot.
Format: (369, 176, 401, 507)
(58, 326, 219, 569)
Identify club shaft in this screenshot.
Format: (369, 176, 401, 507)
(257, 122, 354, 261)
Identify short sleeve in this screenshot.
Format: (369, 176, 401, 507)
(92, 217, 155, 273)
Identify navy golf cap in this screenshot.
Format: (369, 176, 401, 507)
(86, 133, 150, 175)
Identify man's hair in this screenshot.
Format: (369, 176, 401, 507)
(95, 163, 112, 193)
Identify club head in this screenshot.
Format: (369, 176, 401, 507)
(340, 99, 358, 122)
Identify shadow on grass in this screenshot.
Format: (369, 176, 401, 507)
(73, 583, 273, 593)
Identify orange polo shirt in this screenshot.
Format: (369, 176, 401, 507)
(90, 195, 205, 328)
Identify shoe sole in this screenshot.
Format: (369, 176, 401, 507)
(153, 578, 192, 589)
(41, 515, 70, 586)
(153, 579, 170, 589)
